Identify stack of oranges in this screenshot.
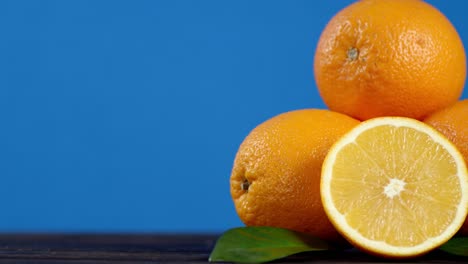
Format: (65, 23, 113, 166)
(230, 0, 468, 258)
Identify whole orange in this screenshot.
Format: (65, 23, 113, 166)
(314, 0, 466, 121)
(424, 99, 468, 235)
(230, 109, 360, 242)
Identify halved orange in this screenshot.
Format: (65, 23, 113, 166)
(320, 117, 468, 258)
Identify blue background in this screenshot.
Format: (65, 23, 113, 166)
(0, 0, 467, 233)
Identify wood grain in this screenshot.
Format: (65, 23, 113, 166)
(0, 234, 464, 263)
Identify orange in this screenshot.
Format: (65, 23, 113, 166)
(321, 117, 468, 258)
(424, 99, 468, 235)
(230, 109, 359, 242)
(424, 99, 468, 168)
(314, 0, 466, 121)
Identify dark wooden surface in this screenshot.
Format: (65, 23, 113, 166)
(0, 234, 464, 263)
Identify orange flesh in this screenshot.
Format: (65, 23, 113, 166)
(330, 125, 462, 247)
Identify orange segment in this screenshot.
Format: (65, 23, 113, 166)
(424, 99, 468, 234)
(321, 117, 468, 258)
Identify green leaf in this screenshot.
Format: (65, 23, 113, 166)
(440, 237, 468, 256)
(209, 226, 330, 264)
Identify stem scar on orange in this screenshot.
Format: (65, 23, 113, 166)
(230, 109, 360, 242)
(314, 0, 466, 121)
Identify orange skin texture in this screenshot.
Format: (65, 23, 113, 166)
(424, 99, 468, 235)
(230, 109, 360, 242)
(314, 0, 466, 121)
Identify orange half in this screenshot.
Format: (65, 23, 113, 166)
(321, 117, 468, 258)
